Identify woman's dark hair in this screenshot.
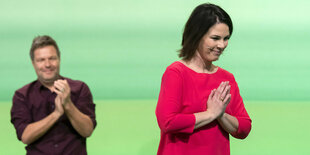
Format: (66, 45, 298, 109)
(179, 3, 233, 60)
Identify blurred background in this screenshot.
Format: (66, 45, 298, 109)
(1, 0, 309, 154)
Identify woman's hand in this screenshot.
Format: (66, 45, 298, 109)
(207, 81, 231, 118)
(194, 81, 231, 129)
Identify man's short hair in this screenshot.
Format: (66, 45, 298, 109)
(30, 35, 60, 61)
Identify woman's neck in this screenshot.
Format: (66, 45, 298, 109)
(181, 53, 217, 74)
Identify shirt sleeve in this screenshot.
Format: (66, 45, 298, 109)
(75, 83, 97, 129)
(155, 68, 196, 134)
(228, 78, 252, 139)
(10, 91, 32, 141)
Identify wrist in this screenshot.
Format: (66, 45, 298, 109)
(217, 113, 226, 121)
(63, 100, 73, 111)
(204, 110, 217, 121)
(52, 110, 62, 119)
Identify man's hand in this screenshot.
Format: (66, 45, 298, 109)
(53, 79, 72, 107)
(54, 95, 64, 117)
(52, 79, 94, 137)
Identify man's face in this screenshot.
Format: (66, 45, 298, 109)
(32, 45, 60, 84)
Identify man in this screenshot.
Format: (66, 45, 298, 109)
(11, 35, 96, 155)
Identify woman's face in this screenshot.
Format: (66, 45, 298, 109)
(196, 23, 230, 62)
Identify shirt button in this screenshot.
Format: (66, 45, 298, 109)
(54, 144, 58, 148)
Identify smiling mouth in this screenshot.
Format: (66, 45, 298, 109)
(211, 50, 222, 55)
(43, 69, 55, 73)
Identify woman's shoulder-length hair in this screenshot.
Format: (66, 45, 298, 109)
(179, 3, 233, 60)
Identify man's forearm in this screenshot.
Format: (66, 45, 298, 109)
(21, 111, 61, 145)
(64, 101, 94, 138)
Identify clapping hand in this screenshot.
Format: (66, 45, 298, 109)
(52, 80, 72, 115)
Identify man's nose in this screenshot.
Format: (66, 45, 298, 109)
(44, 60, 51, 67)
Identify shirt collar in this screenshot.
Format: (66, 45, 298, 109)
(35, 75, 65, 92)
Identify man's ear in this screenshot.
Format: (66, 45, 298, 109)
(31, 60, 35, 67)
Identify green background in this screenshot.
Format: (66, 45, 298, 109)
(1, 0, 309, 154)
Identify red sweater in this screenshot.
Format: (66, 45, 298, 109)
(156, 61, 251, 155)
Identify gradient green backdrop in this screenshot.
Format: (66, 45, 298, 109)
(1, 0, 309, 154)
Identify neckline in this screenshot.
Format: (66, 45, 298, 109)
(176, 61, 220, 75)
(36, 76, 65, 91)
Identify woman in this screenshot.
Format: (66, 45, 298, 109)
(155, 3, 252, 155)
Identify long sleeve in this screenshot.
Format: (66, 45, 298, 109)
(156, 62, 251, 155)
(74, 83, 97, 129)
(155, 68, 196, 134)
(228, 78, 252, 139)
(11, 91, 32, 140)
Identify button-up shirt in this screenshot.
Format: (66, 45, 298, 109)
(11, 77, 96, 155)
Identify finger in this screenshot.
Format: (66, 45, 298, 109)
(57, 80, 70, 90)
(216, 81, 229, 96)
(54, 96, 64, 109)
(51, 87, 56, 93)
(55, 95, 61, 103)
(53, 86, 65, 97)
(54, 80, 66, 88)
(54, 82, 66, 92)
(53, 88, 63, 95)
(208, 89, 216, 100)
(216, 82, 225, 93)
(57, 80, 68, 86)
(220, 85, 231, 101)
(63, 80, 70, 90)
(223, 94, 231, 105)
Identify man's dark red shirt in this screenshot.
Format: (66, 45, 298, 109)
(11, 77, 96, 155)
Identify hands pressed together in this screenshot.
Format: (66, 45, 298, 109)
(52, 79, 72, 116)
(51, 79, 94, 138)
(207, 81, 231, 119)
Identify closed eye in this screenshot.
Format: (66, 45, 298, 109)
(224, 36, 230, 41)
(49, 57, 57, 60)
(211, 36, 220, 40)
(36, 58, 45, 62)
